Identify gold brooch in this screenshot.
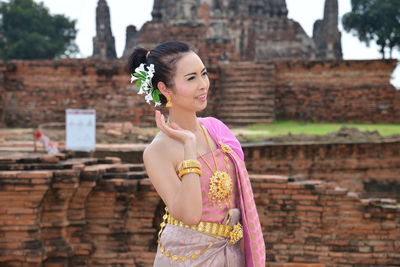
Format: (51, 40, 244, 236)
(208, 170, 233, 203)
(229, 222, 243, 244)
(219, 141, 233, 154)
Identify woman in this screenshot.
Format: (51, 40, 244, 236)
(128, 41, 265, 266)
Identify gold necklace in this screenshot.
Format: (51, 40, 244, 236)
(197, 124, 233, 207)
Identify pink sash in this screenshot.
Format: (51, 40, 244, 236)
(198, 117, 266, 267)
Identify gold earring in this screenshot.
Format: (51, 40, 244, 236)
(166, 95, 172, 107)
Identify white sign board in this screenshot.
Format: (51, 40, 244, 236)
(66, 109, 96, 152)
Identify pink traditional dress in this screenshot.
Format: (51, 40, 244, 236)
(153, 117, 265, 267)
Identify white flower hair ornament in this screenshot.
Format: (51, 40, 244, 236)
(130, 63, 161, 107)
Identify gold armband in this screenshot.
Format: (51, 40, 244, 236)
(178, 159, 201, 172)
(178, 167, 202, 180)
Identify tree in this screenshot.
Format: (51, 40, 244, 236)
(342, 0, 400, 59)
(0, 0, 79, 60)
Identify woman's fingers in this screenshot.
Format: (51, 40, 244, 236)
(155, 110, 164, 131)
(156, 111, 179, 137)
(154, 110, 192, 143)
(155, 111, 169, 135)
(170, 123, 178, 130)
(171, 122, 183, 131)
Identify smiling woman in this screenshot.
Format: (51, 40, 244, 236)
(127, 41, 265, 266)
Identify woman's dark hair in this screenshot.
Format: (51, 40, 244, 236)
(128, 41, 192, 106)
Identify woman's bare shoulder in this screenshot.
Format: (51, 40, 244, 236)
(144, 131, 166, 155)
(143, 131, 182, 166)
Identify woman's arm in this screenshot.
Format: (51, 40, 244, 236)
(143, 139, 202, 226)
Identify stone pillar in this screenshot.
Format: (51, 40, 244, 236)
(122, 25, 138, 59)
(92, 0, 117, 59)
(151, 0, 163, 20)
(313, 0, 343, 60)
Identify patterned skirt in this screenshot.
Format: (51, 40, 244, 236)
(153, 223, 244, 267)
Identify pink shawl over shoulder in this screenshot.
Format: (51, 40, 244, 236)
(198, 116, 266, 267)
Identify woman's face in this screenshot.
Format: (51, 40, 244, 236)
(170, 51, 209, 112)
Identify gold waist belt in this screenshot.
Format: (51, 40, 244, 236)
(167, 214, 243, 244)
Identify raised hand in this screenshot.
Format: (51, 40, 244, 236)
(154, 110, 197, 145)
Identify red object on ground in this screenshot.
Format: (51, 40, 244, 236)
(34, 130, 59, 154)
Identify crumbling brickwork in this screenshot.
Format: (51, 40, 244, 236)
(0, 58, 398, 127)
(0, 153, 398, 266)
(275, 59, 400, 123)
(243, 140, 400, 202)
(0, 59, 155, 127)
(21, 138, 400, 203)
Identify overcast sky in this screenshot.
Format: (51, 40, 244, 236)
(31, 0, 399, 86)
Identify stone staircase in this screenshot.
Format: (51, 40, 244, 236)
(216, 61, 275, 126)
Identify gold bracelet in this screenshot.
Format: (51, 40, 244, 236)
(178, 168, 202, 179)
(178, 159, 201, 172)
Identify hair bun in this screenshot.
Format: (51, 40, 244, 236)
(128, 47, 148, 74)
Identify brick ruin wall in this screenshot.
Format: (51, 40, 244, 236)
(27, 138, 400, 202)
(0, 59, 156, 128)
(243, 141, 400, 202)
(0, 59, 218, 128)
(0, 153, 399, 266)
(0, 59, 399, 128)
(275, 59, 400, 123)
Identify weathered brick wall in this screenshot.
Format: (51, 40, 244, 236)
(27, 138, 400, 202)
(275, 59, 400, 123)
(254, 175, 400, 266)
(0, 153, 399, 266)
(0, 154, 157, 267)
(0, 59, 156, 128)
(243, 141, 400, 201)
(0, 58, 216, 128)
(66, 140, 400, 202)
(1, 59, 399, 127)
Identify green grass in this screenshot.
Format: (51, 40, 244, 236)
(231, 121, 400, 137)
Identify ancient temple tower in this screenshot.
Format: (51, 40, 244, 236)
(92, 0, 117, 59)
(313, 0, 343, 59)
(122, 0, 318, 61)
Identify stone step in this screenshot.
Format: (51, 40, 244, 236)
(219, 82, 275, 87)
(222, 117, 273, 126)
(108, 163, 145, 172)
(217, 100, 275, 107)
(223, 73, 275, 79)
(222, 117, 274, 124)
(231, 67, 274, 73)
(218, 105, 274, 111)
(218, 109, 274, 114)
(220, 63, 274, 71)
(217, 89, 275, 96)
(217, 100, 275, 106)
(218, 94, 275, 101)
(222, 73, 275, 81)
(220, 94, 274, 101)
(219, 81, 275, 88)
(218, 108, 274, 117)
(103, 170, 147, 180)
(221, 113, 274, 119)
(219, 112, 274, 118)
(0, 163, 66, 171)
(219, 114, 274, 121)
